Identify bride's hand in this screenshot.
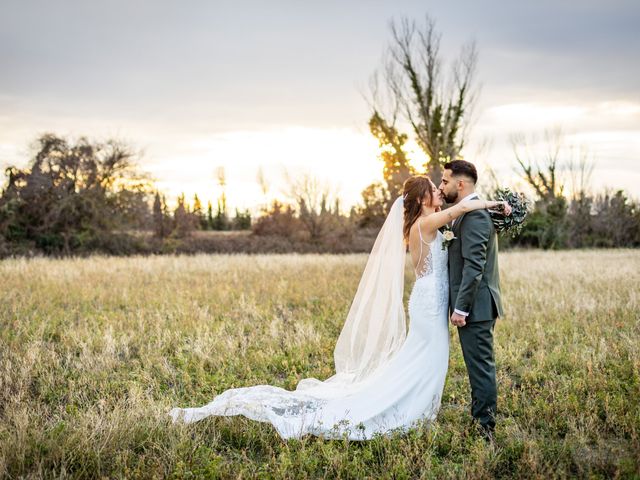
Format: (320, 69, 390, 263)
(488, 201, 512, 216)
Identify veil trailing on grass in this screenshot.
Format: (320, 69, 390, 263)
(169, 196, 412, 438)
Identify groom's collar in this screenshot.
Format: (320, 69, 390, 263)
(452, 192, 480, 228)
(457, 192, 479, 204)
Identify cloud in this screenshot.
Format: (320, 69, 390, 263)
(0, 0, 638, 203)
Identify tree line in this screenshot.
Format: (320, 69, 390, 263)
(152, 191, 251, 240)
(2, 125, 637, 258)
(0, 133, 252, 257)
(502, 130, 640, 249)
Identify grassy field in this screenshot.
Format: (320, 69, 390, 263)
(0, 250, 638, 479)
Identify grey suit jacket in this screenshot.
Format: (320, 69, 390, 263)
(447, 201, 504, 322)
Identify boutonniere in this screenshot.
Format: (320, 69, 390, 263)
(441, 226, 456, 250)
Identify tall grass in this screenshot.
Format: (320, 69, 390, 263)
(0, 250, 638, 478)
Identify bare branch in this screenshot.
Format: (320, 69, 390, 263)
(369, 14, 478, 184)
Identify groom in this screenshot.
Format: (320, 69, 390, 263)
(438, 159, 503, 440)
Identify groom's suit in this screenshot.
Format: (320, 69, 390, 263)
(448, 193, 503, 431)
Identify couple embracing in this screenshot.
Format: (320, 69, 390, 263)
(170, 159, 509, 442)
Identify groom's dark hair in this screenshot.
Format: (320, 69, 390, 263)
(444, 159, 478, 184)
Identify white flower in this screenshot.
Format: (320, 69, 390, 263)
(443, 230, 456, 242)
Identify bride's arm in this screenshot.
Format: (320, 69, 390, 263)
(423, 200, 509, 231)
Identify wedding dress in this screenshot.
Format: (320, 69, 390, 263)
(169, 197, 450, 440)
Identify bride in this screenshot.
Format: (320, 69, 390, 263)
(169, 175, 509, 440)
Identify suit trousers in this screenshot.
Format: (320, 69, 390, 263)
(457, 319, 497, 430)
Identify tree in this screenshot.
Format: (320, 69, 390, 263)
(511, 129, 572, 249)
(211, 198, 230, 231)
(192, 193, 207, 230)
(0, 133, 152, 254)
(370, 14, 478, 184)
(592, 191, 640, 247)
(215, 165, 227, 213)
(206, 200, 214, 229)
(368, 111, 415, 210)
(256, 165, 270, 212)
(284, 172, 339, 242)
(172, 193, 194, 238)
(512, 129, 566, 202)
(252, 200, 300, 237)
(354, 182, 391, 228)
(152, 191, 169, 238)
(212, 166, 230, 230)
(232, 208, 252, 230)
(566, 147, 595, 247)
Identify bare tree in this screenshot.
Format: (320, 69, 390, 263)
(215, 165, 227, 215)
(370, 14, 479, 184)
(511, 128, 566, 202)
(565, 143, 595, 247)
(511, 128, 597, 249)
(256, 166, 269, 196)
(283, 171, 340, 241)
(215, 166, 226, 188)
(512, 128, 594, 203)
(256, 165, 270, 212)
(566, 145, 594, 200)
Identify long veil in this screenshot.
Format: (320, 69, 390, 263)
(169, 195, 409, 435)
(293, 195, 407, 391)
(331, 195, 407, 382)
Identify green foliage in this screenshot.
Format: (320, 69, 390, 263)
(211, 198, 230, 231)
(232, 208, 252, 230)
(489, 188, 532, 238)
(505, 128, 640, 249)
(509, 191, 639, 249)
(353, 182, 391, 228)
(368, 111, 415, 203)
(192, 193, 208, 230)
(152, 192, 170, 239)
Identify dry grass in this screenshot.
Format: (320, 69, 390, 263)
(0, 250, 639, 478)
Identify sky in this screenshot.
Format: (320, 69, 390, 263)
(1, 0, 639, 212)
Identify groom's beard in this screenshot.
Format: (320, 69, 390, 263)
(443, 190, 458, 204)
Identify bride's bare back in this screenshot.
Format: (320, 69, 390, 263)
(409, 217, 438, 279)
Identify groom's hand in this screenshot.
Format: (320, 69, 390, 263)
(450, 312, 467, 327)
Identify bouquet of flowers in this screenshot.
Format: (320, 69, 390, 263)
(489, 188, 531, 237)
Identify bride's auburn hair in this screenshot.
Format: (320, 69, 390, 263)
(402, 175, 434, 244)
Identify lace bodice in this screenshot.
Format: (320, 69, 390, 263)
(413, 224, 448, 281)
